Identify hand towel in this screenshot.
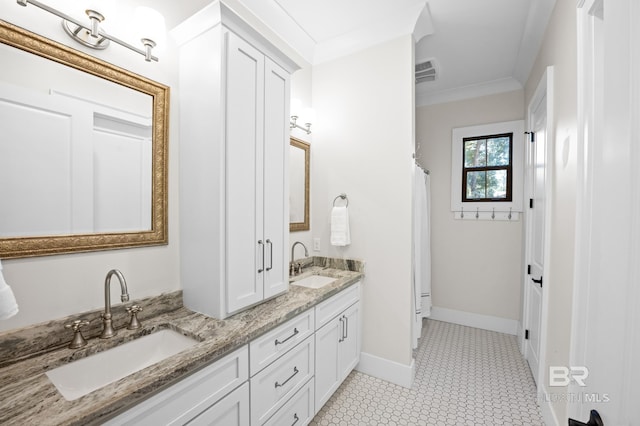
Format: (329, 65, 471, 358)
(330, 206, 351, 246)
(0, 260, 19, 320)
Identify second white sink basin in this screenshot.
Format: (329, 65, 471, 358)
(46, 329, 198, 401)
(292, 275, 337, 289)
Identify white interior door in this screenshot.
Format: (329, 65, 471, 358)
(569, 0, 640, 423)
(524, 87, 548, 385)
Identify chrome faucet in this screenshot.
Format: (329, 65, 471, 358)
(290, 241, 309, 276)
(100, 269, 130, 339)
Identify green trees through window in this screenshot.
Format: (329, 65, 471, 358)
(462, 133, 512, 202)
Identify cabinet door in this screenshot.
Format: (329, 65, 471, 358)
(188, 382, 250, 426)
(263, 57, 290, 299)
(314, 316, 341, 413)
(338, 302, 360, 381)
(225, 31, 265, 313)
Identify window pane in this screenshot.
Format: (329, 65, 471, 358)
(487, 169, 507, 199)
(466, 171, 486, 199)
(464, 139, 486, 167)
(487, 137, 510, 166)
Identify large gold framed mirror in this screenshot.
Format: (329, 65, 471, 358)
(289, 137, 310, 232)
(0, 20, 169, 258)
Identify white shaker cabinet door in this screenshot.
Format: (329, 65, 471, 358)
(263, 57, 290, 300)
(314, 298, 361, 414)
(314, 315, 342, 412)
(338, 302, 361, 380)
(224, 31, 266, 314)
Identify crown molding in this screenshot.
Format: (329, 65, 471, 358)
(416, 77, 523, 107)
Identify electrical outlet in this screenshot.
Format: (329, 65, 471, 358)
(313, 238, 320, 251)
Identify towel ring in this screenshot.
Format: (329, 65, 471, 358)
(333, 193, 349, 207)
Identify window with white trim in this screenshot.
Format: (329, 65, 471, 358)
(451, 120, 524, 220)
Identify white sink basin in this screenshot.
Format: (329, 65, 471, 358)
(46, 329, 198, 401)
(292, 275, 337, 289)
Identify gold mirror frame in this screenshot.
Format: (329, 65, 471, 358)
(0, 20, 169, 258)
(290, 137, 310, 232)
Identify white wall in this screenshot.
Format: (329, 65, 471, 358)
(312, 35, 415, 370)
(524, 0, 578, 422)
(0, 2, 181, 331)
(289, 66, 314, 253)
(415, 91, 525, 325)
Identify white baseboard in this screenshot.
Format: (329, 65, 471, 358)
(429, 306, 519, 335)
(517, 321, 525, 354)
(355, 352, 415, 388)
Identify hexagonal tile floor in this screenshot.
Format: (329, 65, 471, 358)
(311, 320, 544, 425)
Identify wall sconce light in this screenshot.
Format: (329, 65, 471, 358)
(16, 0, 162, 62)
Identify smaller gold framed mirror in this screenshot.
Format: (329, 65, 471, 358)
(289, 137, 309, 232)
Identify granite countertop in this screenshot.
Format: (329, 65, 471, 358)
(0, 258, 363, 426)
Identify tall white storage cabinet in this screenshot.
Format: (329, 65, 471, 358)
(173, 2, 298, 319)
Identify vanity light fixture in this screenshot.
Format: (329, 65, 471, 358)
(16, 0, 161, 62)
(290, 115, 312, 134)
(289, 102, 314, 134)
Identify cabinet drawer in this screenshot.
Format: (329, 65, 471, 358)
(250, 336, 314, 425)
(250, 309, 314, 376)
(315, 282, 360, 329)
(264, 378, 314, 426)
(105, 346, 248, 426)
(188, 382, 250, 426)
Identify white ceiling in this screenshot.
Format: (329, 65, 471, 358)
(159, 0, 556, 105)
(414, 0, 556, 105)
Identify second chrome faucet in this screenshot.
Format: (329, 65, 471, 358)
(290, 241, 309, 276)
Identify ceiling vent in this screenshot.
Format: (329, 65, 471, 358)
(415, 59, 437, 84)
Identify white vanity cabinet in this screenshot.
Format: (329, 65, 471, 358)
(314, 283, 361, 413)
(174, 1, 298, 319)
(103, 283, 361, 426)
(249, 310, 315, 425)
(104, 346, 249, 426)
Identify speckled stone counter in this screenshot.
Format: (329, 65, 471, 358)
(0, 258, 363, 426)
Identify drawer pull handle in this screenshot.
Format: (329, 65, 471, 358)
(258, 240, 264, 273)
(343, 314, 349, 340)
(275, 328, 299, 346)
(292, 413, 300, 425)
(275, 366, 299, 388)
(266, 239, 273, 271)
(338, 317, 344, 343)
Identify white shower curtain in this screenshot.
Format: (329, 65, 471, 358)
(412, 164, 431, 349)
